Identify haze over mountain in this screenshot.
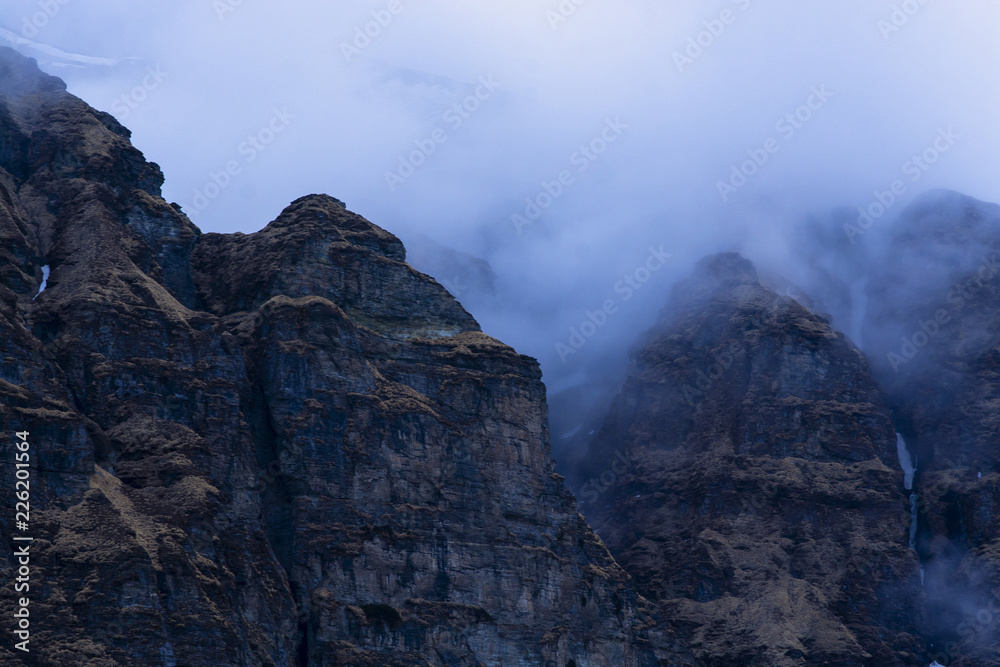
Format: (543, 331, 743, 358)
(2, 2, 1000, 666)
(1, 1, 998, 434)
(0, 47, 689, 665)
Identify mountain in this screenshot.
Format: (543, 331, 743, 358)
(863, 190, 1000, 666)
(574, 252, 925, 665)
(0, 47, 687, 666)
(9, 40, 1000, 667)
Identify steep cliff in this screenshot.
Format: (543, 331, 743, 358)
(575, 252, 925, 665)
(863, 190, 1000, 666)
(0, 47, 684, 666)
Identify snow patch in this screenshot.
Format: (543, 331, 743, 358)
(896, 433, 915, 490)
(33, 265, 50, 300)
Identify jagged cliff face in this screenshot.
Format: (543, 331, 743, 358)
(0, 48, 683, 666)
(863, 191, 1000, 666)
(11, 41, 1000, 667)
(575, 253, 925, 666)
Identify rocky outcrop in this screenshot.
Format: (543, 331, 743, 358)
(0, 47, 683, 666)
(189, 198, 480, 340)
(863, 190, 1000, 666)
(575, 252, 925, 665)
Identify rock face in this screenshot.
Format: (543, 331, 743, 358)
(0, 48, 682, 666)
(863, 190, 1000, 666)
(575, 252, 925, 666)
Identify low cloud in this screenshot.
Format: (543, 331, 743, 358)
(1, 0, 999, 441)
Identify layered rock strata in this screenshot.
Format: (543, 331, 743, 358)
(576, 253, 925, 666)
(0, 47, 682, 666)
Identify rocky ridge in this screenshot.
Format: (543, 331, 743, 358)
(0, 47, 684, 666)
(7, 41, 1000, 667)
(575, 252, 925, 666)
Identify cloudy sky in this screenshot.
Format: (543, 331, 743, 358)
(2, 0, 999, 438)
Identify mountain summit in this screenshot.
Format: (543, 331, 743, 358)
(0, 47, 682, 666)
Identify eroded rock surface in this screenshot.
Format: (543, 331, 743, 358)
(0, 48, 682, 666)
(863, 190, 1000, 666)
(576, 252, 925, 666)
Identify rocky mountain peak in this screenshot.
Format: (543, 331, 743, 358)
(265, 193, 406, 262)
(663, 251, 759, 312)
(0, 46, 684, 666)
(189, 194, 478, 340)
(691, 249, 758, 285)
(13, 37, 1000, 666)
(900, 188, 1000, 238)
(0, 45, 66, 107)
(0, 47, 160, 194)
(574, 251, 921, 665)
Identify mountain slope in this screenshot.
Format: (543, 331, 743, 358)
(863, 190, 1000, 666)
(0, 47, 683, 666)
(575, 252, 924, 666)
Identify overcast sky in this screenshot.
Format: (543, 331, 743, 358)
(2, 0, 999, 430)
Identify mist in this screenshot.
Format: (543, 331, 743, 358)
(2, 0, 999, 446)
